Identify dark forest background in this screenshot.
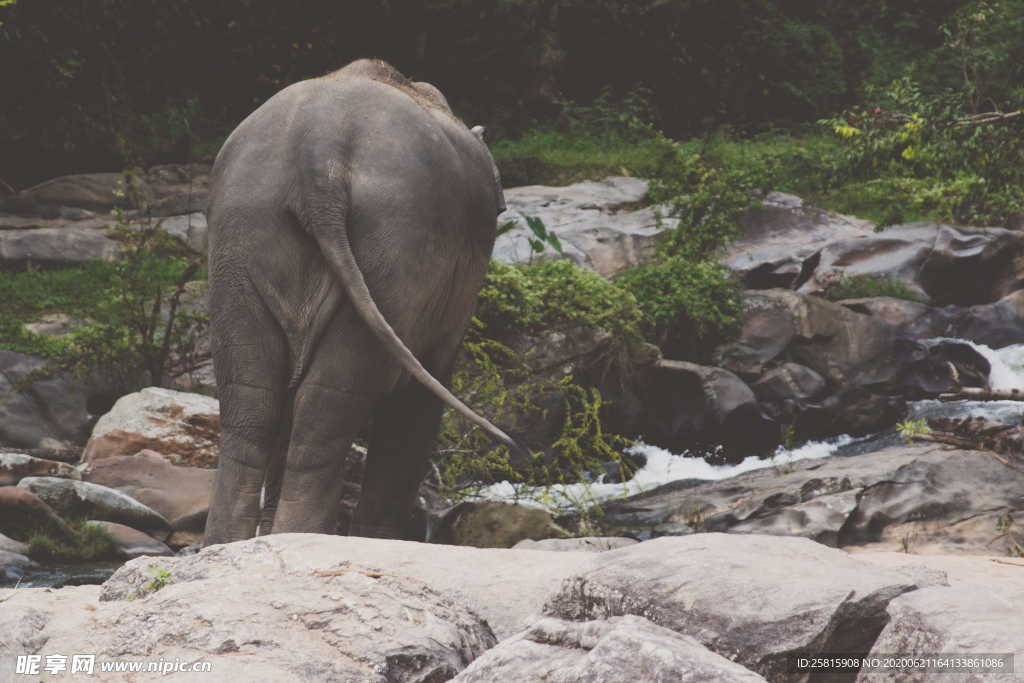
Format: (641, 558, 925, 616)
(4, 0, 1019, 188)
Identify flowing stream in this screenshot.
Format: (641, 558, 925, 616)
(477, 340, 1024, 512)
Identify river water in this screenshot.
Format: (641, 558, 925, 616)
(478, 340, 1024, 512)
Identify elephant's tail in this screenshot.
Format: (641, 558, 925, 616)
(306, 204, 526, 458)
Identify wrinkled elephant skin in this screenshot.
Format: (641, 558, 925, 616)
(204, 60, 510, 545)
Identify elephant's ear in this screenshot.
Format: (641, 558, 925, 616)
(471, 125, 485, 142)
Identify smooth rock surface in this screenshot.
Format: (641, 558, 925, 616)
(81, 450, 214, 530)
(85, 521, 174, 559)
(797, 222, 1024, 306)
(722, 192, 876, 289)
(17, 477, 170, 533)
(494, 177, 675, 277)
(543, 534, 935, 681)
(0, 536, 497, 682)
(83, 387, 220, 467)
(453, 616, 768, 682)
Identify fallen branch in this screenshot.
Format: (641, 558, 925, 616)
(954, 110, 1024, 127)
(939, 387, 1024, 402)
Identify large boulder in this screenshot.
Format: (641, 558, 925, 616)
(542, 534, 934, 681)
(81, 450, 214, 532)
(0, 452, 79, 486)
(494, 176, 675, 277)
(797, 222, 1024, 306)
(83, 387, 220, 467)
(0, 485, 75, 542)
(453, 616, 768, 682)
(629, 360, 780, 458)
(839, 296, 954, 339)
(0, 350, 109, 449)
(588, 443, 1024, 556)
(721, 191, 876, 289)
(0, 226, 121, 267)
(841, 447, 1024, 555)
(17, 477, 170, 534)
(0, 537, 497, 682)
(852, 552, 1024, 683)
(948, 289, 1024, 349)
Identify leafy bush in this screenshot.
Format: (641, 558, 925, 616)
(823, 275, 926, 303)
(27, 519, 116, 562)
(0, 174, 208, 394)
(476, 259, 642, 344)
(616, 257, 741, 360)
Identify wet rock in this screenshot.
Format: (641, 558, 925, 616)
(494, 177, 675, 277)
(0, 452, 79, 486)
(543, 534, 932, 681)
(17, 477, 170, 533)
(81, 450, 214, 531)
(948, 289, 1024, 349)
(728, 488, 861, 547)
(840, 296, 953, 339)
(0, 549, 38, 581)
(83, 387, 220, 468)
(432, 501, 569, 548)
(631, 360, 780, 458)
(84, 521, 173, 559)
(722, 192, 875, 289)
(453, 616, 768, 682)
(0, 485, 75, 542)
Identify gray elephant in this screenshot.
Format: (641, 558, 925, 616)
(204, 59, 517, 545)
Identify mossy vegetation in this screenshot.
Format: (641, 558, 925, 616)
(26, 519, 117, 562)
(824, 275, 927, 303)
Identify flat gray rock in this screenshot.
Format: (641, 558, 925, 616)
(543, 533, 938, 680)
(453, 616, 767, 682)
(494, 176, 675, 277)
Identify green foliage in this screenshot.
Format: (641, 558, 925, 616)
(896, 418, 931, 443)
(27, 519, 116, 562)
(616, 257, 741, 359)
(436, 333, 633, 505)
(476, 260, 642, 344)
(0, 174, 208, 394)
(497, 215, 564, 258)
(139, 565, 172, 595)
(824, 275, 926, 303)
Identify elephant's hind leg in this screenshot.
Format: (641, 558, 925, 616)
(272, 305, 402, 534)
(353, 350, 455, 540)
(204, 305, 289, 545)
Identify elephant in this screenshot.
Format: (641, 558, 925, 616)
(203, 59, 518, 545)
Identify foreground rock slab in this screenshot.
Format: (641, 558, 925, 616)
(0, 536, 498, 682)
(853, 552, 1024, 683)
(543, 533, 937, 681)
(453, 616, 768, 682)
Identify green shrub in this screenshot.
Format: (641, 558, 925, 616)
(823, 275, 927, 303)
(476, 259, 642, 345)
(616, 257, 741, 360)
(27, 519, 116, 562)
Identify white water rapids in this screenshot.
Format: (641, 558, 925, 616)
(475, 341, 1024, 512)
